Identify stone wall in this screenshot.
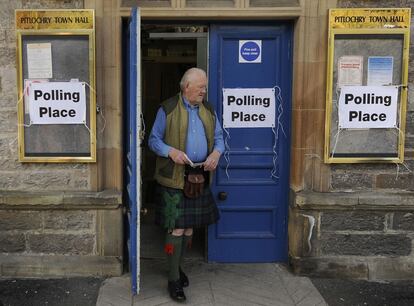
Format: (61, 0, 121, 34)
(290, 191, 414, 280)
(330, 0, 414, 191)
(0, 210, 96, 255)
(0, 190, 123, 277)
(0, 0, 90, 191)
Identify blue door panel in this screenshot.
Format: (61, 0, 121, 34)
(125, 7, 138, 294)
(208, 24, 292, 263)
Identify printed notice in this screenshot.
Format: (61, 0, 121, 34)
(367, 56, 393, 85)
(338, 56, 363, 87)
(222, 88, 275, 128)
(24, 79, 48, 114)
(28, 82, 86, 124)
(338, 85, 398, 129)
(27, 43, 53, 79)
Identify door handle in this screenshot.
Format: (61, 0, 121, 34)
(218, 192, 227, 201)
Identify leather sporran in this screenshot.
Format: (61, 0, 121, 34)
(184, 173, 205, 199)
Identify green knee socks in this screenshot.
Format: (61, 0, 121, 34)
(165, 233, 183, 281)
(180, 235, 193, 266)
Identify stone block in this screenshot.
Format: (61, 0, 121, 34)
(0, 110, 17, 133)
(0, 172, 73, 191)
(331, 163, 396, 172)
(288, 208, 309, 257)
(63, 190, 122, 206)
(0, 47, 15, 69)
(21, 0, 84, 9)
(321, 211, 385, 231)
(331, 172, 373, 190)
(375, 173, 414, 190)
(407, 111, 414, 135)
(2, 191, 63, 206)
(0, 190, 122, 210)
(408, 82, 414, 112)
(321, 233, 411, 256)
(0, 254, 122, 277)
(5, 29, 16, 45)
(28, 234, 95, 255)
(0, 67, 17, 102)
(0, 158, 26, 171)
(357, 192, 414, 206)
(294, 191, 359, 208)
(0, 210, 42, 231)
(368, 257, 414, 280)
(393, 212, 414, 231)
(43, 211, 94, 230)
(0, 233, 25, 253)
(338, 1, 404, 8)
(96, 209, 123, 257)
(0, 136, 15, 157)
(290, 257, 369, 279)
(72, 177, 89, 189)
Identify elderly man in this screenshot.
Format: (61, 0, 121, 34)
(149, 67, 224, 302)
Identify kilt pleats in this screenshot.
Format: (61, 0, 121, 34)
(154, 183, 219, 230)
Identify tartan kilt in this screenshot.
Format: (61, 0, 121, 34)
(154, 183, 219, 229)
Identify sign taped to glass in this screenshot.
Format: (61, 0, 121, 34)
(28, 81, 86, 124)
(338, 85, 398, 129)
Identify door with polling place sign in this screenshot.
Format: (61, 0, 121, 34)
(208, 24, 292, 263)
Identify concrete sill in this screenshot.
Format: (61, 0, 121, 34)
(0, 190, 122, 210)
(293, 190, 414, 211)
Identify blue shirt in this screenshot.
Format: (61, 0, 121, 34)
(148, 97, 225, 162)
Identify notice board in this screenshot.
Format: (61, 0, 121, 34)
(324, 8, 411, 163)
(15, 10, 96, 162)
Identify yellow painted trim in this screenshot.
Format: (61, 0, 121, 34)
(324, 27, 335, 163)
(329, 8, 410, 29)
(15, 9, 95, 30)
(16, 32, 25, 162)
(16, 25, 96, 163)
(324, 8, 411, 164)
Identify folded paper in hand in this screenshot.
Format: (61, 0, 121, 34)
(184, 154, 204, 168)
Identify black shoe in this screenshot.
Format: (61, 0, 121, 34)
(168, 280, 186, 302)
(179, 267, 189, 287)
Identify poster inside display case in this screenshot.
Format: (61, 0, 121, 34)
(15, 10, 96, 162)
(324, 8, 411, 163)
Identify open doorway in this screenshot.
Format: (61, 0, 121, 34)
(137, 23, 209, 260)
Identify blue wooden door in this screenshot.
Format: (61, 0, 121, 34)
(125, 7, 141, 294)
(208, 24, 292, 262)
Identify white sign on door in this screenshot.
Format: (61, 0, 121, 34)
(338, 85, 398, 129)
(28, 82, 86, 124)
(222, 88, 275, 128)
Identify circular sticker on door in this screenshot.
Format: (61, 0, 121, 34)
(239, 40, 262, 63)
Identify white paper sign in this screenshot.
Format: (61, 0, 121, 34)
(27, 43, 53, 79)
(28, 82, 86, 124)
(223, 88, 275, 128)
(338, 86, 398, 129)
(367, 56, 394, 85)
(338, 56, 363, 87)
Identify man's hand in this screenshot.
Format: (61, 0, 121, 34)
(204, 150, 221, 171)
(168, 148, 188, 165)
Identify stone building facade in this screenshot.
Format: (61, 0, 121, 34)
(0, 1, 122, 277)
(0, 0, 414, 280)
(289, 0, 414, 280)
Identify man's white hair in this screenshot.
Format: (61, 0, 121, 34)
(180, 68, 207, 91)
